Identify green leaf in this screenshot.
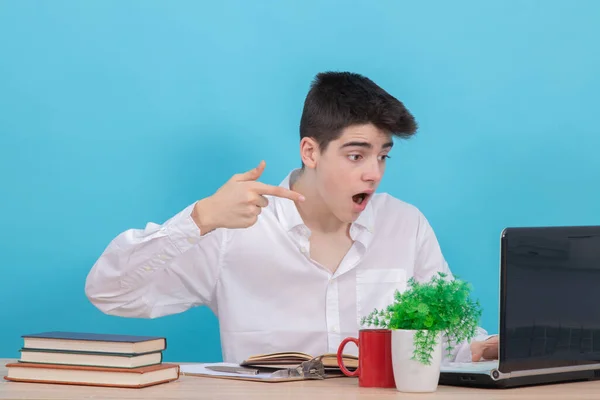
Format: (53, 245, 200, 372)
(358, 271, 483, 365)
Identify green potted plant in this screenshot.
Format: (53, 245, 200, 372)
(360, 272, 482, 393)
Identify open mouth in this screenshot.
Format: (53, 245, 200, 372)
(352, 192, 369, 205)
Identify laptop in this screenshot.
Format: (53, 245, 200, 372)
(439, 225, 600, 388)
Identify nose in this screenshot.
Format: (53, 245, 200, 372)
(362, 159, 383, 183)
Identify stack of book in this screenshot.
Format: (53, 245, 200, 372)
(3, 331, 180, 388)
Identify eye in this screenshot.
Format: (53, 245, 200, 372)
(348, 154, 362, 161)
(379, 155, 391, 161)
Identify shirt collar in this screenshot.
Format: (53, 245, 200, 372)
(274, 169, 375, 243)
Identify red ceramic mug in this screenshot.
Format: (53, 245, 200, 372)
(337, 329, 395, 388)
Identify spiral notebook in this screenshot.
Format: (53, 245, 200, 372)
(179, 350, 357, 383)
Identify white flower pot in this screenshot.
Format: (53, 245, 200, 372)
(391, 329, 442, 393)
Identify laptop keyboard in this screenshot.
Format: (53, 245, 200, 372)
(441, 360, 499, 372)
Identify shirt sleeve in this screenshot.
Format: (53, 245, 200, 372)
(413, 212, 494, 363)
(84, 202, 226, 319)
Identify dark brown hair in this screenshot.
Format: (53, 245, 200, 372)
(299, 71, 417, 151)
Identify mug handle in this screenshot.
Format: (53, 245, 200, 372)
(337, 337, 359, 377)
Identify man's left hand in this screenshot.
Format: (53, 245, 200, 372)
(471, 335, 499, 362)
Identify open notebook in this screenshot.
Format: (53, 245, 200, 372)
(240, 351, 358, 370)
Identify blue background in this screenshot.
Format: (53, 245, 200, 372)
(1, 0, 599, 362)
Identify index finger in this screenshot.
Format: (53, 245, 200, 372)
(251, 182, 305, 202)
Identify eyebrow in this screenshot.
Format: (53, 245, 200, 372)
(340, 141, 394, 150)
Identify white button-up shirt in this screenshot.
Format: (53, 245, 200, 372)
(85, 170, 489, 364)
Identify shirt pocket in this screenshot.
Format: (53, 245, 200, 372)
(356, 268, 407, 325)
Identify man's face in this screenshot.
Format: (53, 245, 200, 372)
(313, 123, 393, 223)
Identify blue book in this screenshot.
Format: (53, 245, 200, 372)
(21, 331, 166, 355)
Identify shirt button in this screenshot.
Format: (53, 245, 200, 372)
(331, 326, 339, 333)
(187, 237, 196, 244)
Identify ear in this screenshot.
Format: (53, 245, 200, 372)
(299, 137, 319, 168)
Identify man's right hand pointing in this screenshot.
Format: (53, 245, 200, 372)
(192, 160, 305, 234)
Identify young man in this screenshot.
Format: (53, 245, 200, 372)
(85, 71, 498, 364)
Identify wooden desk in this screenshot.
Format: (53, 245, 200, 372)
(2, 358, 600, 399)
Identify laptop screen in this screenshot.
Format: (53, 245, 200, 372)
(500, 226, 600, 373)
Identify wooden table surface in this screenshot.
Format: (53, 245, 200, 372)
(3, 358, 600, 399)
